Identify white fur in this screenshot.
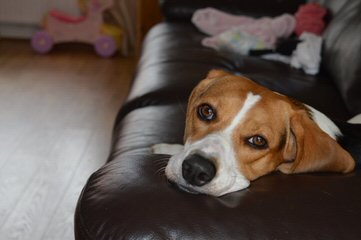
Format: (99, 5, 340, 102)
(164, 92, 261, 196)
(306, 105, 342, 139)
(348, 113, 361, 124)
(225, 93, 262, 134)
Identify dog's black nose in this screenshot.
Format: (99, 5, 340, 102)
(182, 154, 216, 186)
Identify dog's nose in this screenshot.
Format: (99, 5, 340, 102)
(182, 154, 216, 186)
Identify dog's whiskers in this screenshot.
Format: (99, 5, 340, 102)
(152, 155, 169, 177)
(155, 166, 167, 177)
(153, 157, 169, 166)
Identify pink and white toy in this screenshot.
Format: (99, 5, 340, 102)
(31, 0, 118, 58)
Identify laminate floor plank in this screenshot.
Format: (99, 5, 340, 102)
(0, 39, 135, 240)
(0, 128, 61, 227)
(1, 129, 91, 240)
(41, 128, 113, 240)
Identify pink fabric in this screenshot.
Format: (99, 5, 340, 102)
(192, 8, 296, 48)
(192, 7, 256, 36)
(50, 9, 86, 24)
(295, 3, 327, 36)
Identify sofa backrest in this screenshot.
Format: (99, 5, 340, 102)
(317, 0, 361, 115)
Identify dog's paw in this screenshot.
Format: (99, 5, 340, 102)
(152, 143, 184, 155)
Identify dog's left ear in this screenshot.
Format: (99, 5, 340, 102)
(278, 110, 355, 174)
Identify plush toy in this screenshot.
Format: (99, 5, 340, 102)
(31, 0, 121, 58)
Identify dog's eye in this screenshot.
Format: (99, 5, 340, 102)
(247, 135, 268, 149)
(197, 104, 216, 121)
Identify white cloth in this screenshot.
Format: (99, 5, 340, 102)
(290, 32, 322, 75)
(202, 27, 267, 55)
(348, 113, 361, 124)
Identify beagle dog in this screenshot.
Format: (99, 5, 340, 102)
(153, 70, 361, 196)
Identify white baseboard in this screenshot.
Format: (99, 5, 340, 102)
(0, 23, 40, 39)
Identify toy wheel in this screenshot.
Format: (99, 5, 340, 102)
(94, 36, 117, 58)
(31, 31, 54, 54)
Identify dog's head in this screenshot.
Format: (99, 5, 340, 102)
(165, 70, 355, 196)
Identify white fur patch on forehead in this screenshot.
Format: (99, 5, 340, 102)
(225, 92, 261, 134)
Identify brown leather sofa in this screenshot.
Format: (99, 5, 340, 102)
(75, 0, 361, 239)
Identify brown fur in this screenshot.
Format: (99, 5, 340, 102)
(184, 70, 355, 181)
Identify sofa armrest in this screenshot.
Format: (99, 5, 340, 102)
(160, 0, 305, 21)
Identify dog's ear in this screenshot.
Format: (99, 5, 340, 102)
(207, 69, 231, 79)
(278, 110, 355, 174)
(188, 70, 228, 104)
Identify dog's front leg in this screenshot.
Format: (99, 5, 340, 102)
(152, 143, 184, 155)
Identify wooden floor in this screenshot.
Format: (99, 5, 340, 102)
(0, 39, 136, 240)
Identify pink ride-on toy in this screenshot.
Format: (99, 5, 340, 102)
(31, 0, 117, 58)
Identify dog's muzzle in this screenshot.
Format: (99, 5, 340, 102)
(165, 134, 250, 196)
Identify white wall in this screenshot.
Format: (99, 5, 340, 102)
(0, 0, 80, 38)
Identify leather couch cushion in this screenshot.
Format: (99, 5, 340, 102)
(110, 105, 186, 159)
(75, 105, 361, 240)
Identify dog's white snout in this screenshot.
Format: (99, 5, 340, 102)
(190, 134, 229, 161)
(165, 133, 250, 196)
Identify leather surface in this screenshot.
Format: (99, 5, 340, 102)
(76, 106, 361, 240)
(75, 0, 361, 239)
(321, 0, 361, 114)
